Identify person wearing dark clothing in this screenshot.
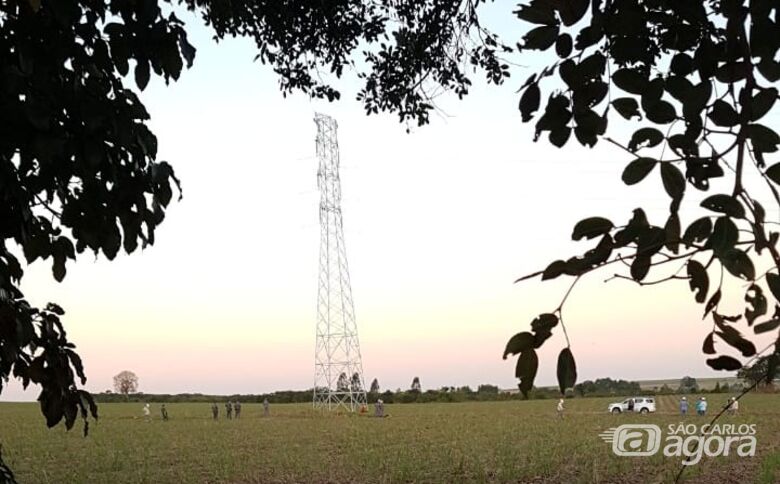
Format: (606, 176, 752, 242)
(211, 402, 219, 420)
(225, 401, 233, 420)
(161, 404, 169, 421)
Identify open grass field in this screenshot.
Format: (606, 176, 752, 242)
(1, 394, 779, 483)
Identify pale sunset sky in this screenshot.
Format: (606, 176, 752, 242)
(4, 3, 778, 400)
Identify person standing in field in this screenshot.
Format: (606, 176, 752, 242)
(161, 404, 169, 421)
(696, 397, 707, 416)
(556, 399, 565, 419)
(225, 401, 233, 420)
(374, 399, 384, 417)
(234, 401, 241, 419)
(211, 402, 219, 420)
(727, 397, 739, 416)
(679, 397, 688, 416)
(263, 398, 270, 417)
(143, 403, 151, 422)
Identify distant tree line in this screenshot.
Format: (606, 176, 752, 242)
(93, 390, 314, 404)
(91, 387, 528, 404)
(573, 376, 748, 398)
(92, 373, 761, 405)
(574, 378, 643, 396)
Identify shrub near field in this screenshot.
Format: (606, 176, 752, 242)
(0, 395, 779, 483)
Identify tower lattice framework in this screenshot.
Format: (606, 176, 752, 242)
(313, 113, 367, 411)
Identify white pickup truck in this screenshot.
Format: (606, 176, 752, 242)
(608, 396, 656, 414)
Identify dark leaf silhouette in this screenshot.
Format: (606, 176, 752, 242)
(530, 313, 559, 333)
(135, 60, 151, 91)
(541, 260, 567, 280)
(767, 273, 780, 302)
(520, 84, 541, 122)
(708, 100, 738, 127)
(571, 217, 613, 240)
(720, 249, 755, 281)
(745, 285, 767, 326)
(522, 25, 559, 50)
(706, 356, 742, 371)
(715, 325, 756, 357)
(613, 98, 641, 120)
(516, 349, 539, 398)
(556, 34, 573, 58)
(515, 1, 557, 25)
(704, 289, 722, 319)
(631, 255, 651, 281)
(702, 333, 716, 354)
(754, 319, 780, 334)
(629, 128, 664, 151)
(747, 124, 780, 153)
(765, 163, 780, 185)
(622, 157, 657, 185)
(613, 68, 647, 94)
(503, 332, 535, 359)
(556, 348, 577, 394)
(750, 88, 777, 121)
(682, 218, 712, 246)
(660, 163, 685, 202)
(701, 195, 745, 218)
(687, 260, 709, 303)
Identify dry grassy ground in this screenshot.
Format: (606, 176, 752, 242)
(0, 394, 778, 483)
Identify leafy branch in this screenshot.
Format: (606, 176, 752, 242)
(507, 0, 780, 404)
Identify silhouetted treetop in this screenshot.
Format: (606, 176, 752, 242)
(182, 0, 510, 126)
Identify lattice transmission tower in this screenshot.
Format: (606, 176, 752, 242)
(313, 113, 367, 411)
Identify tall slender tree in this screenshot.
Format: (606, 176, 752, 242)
(411, 376, 422, 392)
(337, 372, 350, 392)
(350, 372, 363, 393)
(369, 378, 380, 394)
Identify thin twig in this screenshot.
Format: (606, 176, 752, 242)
(555, 276, 580, 349)
(606, 274, 687, 285)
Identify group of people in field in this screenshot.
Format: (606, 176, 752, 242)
(141, 394, 743, 421)
(210, 398, 271, 419)
(212, 400, 243, 420)
(552, 396, 741, 418)
(141, 398, 272, 421)
(356, 400, 387, 417)
(141, 403, 168, 422)
(679, 396, 739, 416)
